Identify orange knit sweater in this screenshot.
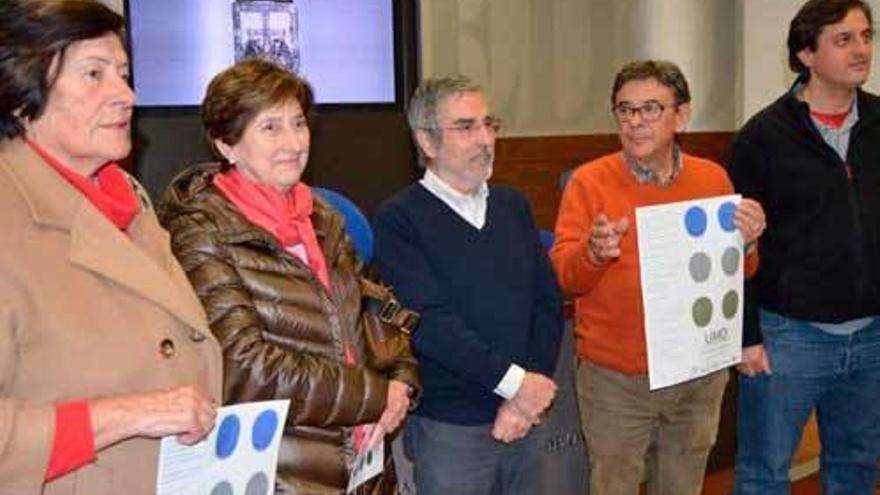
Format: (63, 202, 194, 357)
(551, 152, 758, 374)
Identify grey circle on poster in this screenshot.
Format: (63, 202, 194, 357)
(721, 246, 741, 276)
(246, 471, 270, 495)
(210, 481, 233, 495)
(688, 252, 712, 282)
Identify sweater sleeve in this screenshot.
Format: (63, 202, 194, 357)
(727, 131, 768, 347)
(550, 171, 612, 296)
(717, 167, 761, 279)
(519, 195, 564, 376)
(373, 201, 514, 393)
(165, 215, 388, 427)
(44, 401, 95, 481)
(744, 245, 760, 279)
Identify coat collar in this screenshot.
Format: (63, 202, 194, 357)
(781, 80, 880, 128)
(161, 162, 349, 264)
(0, 138, 209, 336)
(0, 139, 80, 230)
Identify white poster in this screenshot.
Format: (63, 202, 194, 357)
(156, 400, 290, 495)
(345, 424, 384, 494)
(636, 195, 743, 390)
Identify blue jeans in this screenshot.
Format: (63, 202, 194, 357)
(734, 310, 880, 495)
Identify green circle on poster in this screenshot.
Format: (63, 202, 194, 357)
(692, 297, 713, 327)
(722, 290, 739, 319)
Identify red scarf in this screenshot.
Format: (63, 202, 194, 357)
(213, 168, 331, 289)
(26, 139, 139, 230)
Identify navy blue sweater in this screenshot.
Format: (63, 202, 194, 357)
(374, 183, 563, 425)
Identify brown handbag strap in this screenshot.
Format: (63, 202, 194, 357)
(360, 279, 420, 334)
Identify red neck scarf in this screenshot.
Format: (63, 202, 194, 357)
(213, 168, 331, 289)
(26, 139, 139, 231)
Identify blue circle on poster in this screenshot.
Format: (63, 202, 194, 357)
(717, 201, 737, 232)
(684, 206, 708, 237)
(252, 409, 279, 452)
(215, 415, 240, 459)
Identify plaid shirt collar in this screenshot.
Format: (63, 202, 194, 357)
(623, 144, 682, 187)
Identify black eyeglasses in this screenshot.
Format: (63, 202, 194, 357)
(612, 100, 667, 123)
(431, 116, 502, 135)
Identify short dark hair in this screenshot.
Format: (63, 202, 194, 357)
(0, 0, 124, 140)
(201, 58, 314, 157)
(611, 60, 691, 107)
(788, 0, 873, 79)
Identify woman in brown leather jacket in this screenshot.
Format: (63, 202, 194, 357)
(158, 58, 419, 495)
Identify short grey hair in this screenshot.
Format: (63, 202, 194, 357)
(407, 75, 483, 168)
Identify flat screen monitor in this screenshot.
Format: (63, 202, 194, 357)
(126, 0, 397, 107)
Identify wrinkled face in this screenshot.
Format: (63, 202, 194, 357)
(614, 78, 690, 165)
(799, 8, 874, 91)
(418, 91, 496, 195)
(216, 99, 310, 192)
(25, 33, 134, 176)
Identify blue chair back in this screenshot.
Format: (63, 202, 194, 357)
(539, 229, 555, 252)
(313, 187, 374, 264)
(559, 169, 574, 193)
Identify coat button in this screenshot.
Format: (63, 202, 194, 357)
(189, 330, 206, 342)
(159, 338, 176, 358)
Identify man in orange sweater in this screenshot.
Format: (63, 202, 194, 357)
(551, 60, 765, 495)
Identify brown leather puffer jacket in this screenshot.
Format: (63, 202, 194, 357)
(158, 163, 419, 495)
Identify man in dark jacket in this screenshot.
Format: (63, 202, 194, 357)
(728, 1, 880, 493)
(374, 76, 564, 495)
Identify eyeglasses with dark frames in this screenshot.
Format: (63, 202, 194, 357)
(612, 100, 667, 123)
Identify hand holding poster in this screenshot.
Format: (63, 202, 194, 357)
(156, 400, 290, 495)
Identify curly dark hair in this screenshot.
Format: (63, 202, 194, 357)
(788, 0, 873, 79)
(0, 0, 124, 140)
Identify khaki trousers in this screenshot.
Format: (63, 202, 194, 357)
(576, 361, 728, 495)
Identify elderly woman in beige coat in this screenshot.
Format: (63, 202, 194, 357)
(0, 1, 222, 494)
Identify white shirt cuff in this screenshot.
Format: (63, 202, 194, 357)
(493, 364, 526, 400)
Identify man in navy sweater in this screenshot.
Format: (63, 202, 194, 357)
(374, 76, 564, 494)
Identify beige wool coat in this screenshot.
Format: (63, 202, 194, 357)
(0, 139, 223, 495)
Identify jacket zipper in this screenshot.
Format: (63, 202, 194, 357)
(277, 244, 354, 365)
(240, 234, 354, 365)
(801, 107, 869, 312)
(845, 166, 867, 307)
(831, 139, 868, 310)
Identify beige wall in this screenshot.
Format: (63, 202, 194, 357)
(420, 0, 879, 135)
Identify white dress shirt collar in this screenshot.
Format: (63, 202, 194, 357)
(419, 168, 490, 229)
